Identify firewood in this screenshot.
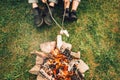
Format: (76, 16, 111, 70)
(77, 59, 89, 73)
(57, 35, 63, 50)
(36, 56, 44, 65)
(60, 41, 72, 52)
(40, 41, 56, 53)
(29, 65, 40, 75)
(29, 35, 89, 80)
(31, 50, 47, 58)
(39, 69, 54, 80)
(71, 51, 80, 59)
(37, 74, 47, 80)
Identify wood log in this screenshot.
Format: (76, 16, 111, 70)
(29, 65, 40, 75)
(77, 59, 89, 73)
(60, 42, 72, 52)
(39, 69, 53, 80)
(71, 51, 80, 59)
(36, 56, 44, 65)
(31, 50, 47, 58)
(57, 35, 63, 50)
(40, 41, 56, 53)
(37, 74, 47, 80)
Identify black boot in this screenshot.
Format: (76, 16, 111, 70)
(33, 7, 43, 27)
(70, 10, 77, 21)
(64, 8, 70, 20)
(44, 6, 54, 25)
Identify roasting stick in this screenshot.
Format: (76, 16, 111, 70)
(45, 2, 69, 37)
(45, 2, 69, 50)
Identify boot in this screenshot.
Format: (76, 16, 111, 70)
(70, 10, 77, 21)
(33, 7, 43, 27)
(44, 6, 54, 25)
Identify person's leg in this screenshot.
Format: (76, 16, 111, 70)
(44, 0, 57, 25)
(64, 0, 70, 20)
(28, 0, 43, 27)
(71, 0, 80, 11)
(32, 2, 39, 8)
(70, 0, 80, 21)
(64, 0, 70, 9)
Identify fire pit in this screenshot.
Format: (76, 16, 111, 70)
(29, 35, 89, 80)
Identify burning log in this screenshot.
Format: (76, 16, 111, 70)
(39, 69, 54, 80)
(37, 74, 47, 80)
(37, 48, 86, 80)
(29, 35, 89, 80)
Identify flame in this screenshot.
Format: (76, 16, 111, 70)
(41, 48, 75, 80)
(46, 49, 73, 80)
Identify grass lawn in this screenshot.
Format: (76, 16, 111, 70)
(0, 0, 120, 80)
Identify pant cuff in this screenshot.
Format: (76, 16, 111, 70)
(28, 0, 38, 3)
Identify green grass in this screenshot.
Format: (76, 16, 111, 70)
(0, 0, 120, 80)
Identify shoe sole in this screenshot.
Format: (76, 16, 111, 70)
(44, 18, 52, 26)
(36, 18, 44, 27)
(44, 20, 52, 26)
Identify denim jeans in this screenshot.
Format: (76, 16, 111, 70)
(28, 0, 58, 4)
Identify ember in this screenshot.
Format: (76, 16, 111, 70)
(29, 35, 89, 80)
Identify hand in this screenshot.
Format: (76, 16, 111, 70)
(42, 0, 47, 3)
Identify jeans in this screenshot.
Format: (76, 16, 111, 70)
(28, 0, 58, 4)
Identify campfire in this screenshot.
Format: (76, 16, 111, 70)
(29, 35, 89, 80)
